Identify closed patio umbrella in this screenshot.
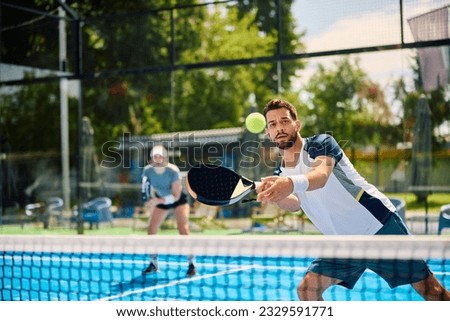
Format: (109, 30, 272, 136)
(80, 116, 101, 201)
(409, 95, 432, 233)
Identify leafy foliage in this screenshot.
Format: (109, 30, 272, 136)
(0, 75, 77, 153)
(299, 56, 401, 146)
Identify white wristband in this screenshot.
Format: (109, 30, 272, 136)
(289, 175, 309, 194)
(163, 195, 175, 205)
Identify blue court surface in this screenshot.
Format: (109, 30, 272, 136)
(1, 251, 448, 301)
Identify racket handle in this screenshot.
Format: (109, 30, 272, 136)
(243, 182, 261, 203)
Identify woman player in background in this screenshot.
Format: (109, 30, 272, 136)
(141, 145, 196, 277)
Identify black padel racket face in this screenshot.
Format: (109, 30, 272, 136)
(186, 164, 256, 206)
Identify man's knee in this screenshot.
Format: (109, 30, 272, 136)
(297, 275, 321, 300)
(297, 280, 310, 301)
(297, 273, 334, 301)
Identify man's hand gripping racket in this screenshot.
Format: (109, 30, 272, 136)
(185, 164, 261, 206)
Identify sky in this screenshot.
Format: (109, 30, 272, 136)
(290, 0, 449, 117)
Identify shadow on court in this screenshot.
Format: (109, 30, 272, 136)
(110, 274, 175, 294)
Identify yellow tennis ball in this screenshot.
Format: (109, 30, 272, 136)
(245, 112, 266, 133)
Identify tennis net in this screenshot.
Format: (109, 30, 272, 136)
(1, 235, 448, 301)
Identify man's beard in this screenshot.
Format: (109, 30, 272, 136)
(275, 132, 298, 150)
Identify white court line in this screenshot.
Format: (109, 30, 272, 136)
(97, 265, 257, 301)
(4, 254, 309, 272)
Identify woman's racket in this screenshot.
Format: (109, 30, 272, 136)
(186, 164, 260, 206)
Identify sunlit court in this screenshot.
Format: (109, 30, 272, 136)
(1, 235, 449, 301)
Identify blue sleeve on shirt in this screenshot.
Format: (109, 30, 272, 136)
(273, 165, 282, 176)
(304, 134, 343, 163)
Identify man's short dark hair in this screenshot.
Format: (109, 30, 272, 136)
(263, 99, 298, 120)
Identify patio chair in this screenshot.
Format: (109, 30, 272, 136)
(80, 197, 113, 229)
(25, 197, 64, 229)
(438, 204, 450, 235)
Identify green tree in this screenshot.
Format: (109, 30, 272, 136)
(392, 55, 450, 148)
(2, 1, 305, 149)
(83, 77, 163, 147)
(428, 87, 450, 145)
(236, 0, 305, 92)
(174, 6, 280, 130)
(299, 56, 398, 146)
(0, 76, 77, 153)
(79, 1, 304, 135)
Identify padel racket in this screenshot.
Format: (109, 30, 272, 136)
(186, 164, 260, 206)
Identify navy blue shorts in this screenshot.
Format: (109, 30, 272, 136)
(156, 193, 188, 210)
(307, 213, 432, 289)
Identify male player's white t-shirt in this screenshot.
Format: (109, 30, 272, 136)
(279, 134, 396, 235)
